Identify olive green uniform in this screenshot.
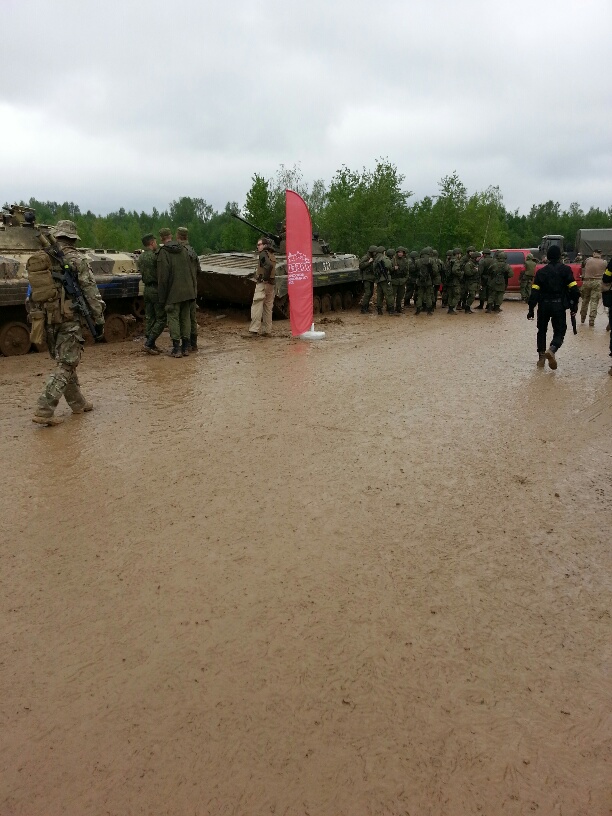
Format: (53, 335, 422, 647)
(157, 241, 197, 342)
(391, 250, 409, 312)
(374, 250, 394, 313)
(462, 255, 480, 311)
(138, 248, 166, 341)
(487, 255, 511, 311)
(477, 253, 495, 308)
(446, 257, 463, 312)
(404, 253, 418, 306)
(359, 249, 376, 312)
(415, 251, 434, 313)
(520, 256, 537, 302)
(182, 241, 200, 347)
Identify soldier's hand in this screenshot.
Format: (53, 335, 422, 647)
(527, 310, 534, 320)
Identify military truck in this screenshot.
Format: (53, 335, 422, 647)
(197, 213, 362, 318)
(574, 228, 612, 259)
(0, 205, 143, 356)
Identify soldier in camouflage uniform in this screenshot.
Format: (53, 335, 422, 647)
(157, 229, 197, 357)
(446, 248, 464, 315)
(404, 250, 419, 307)
(177, 227, 200, 352)
(440, 250, 452, 307)
(430, 249, 443, 309)
(476, 248, 494, 309)
(486, 251, 511, 312)
(139, 233, 166, 354)
(374, 246, 395, 315)
(392, 247, 409, 313)
(520, 252, 537, 302)
(32, 220, 105, 426)
(462, 246, 480, 313)
(415, 248, 434, 315)
(359, 245, 377, 313)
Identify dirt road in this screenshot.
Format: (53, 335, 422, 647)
(1, 304, 611, 815)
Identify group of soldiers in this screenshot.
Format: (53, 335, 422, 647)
(138, 227, 200, 358)
(359, 245, 514, 316)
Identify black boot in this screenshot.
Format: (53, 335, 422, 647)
(360, 306, 369, 314)
(465, 306, 473, 314)
(485, 305, 492, 313)
(190, 337, 198, 353)
(181, 339, 190, 356)
(144, 336, 160, 355)
(169, 340, 182, 358)
(415, 307, 421, 315)
(426, 308, 433, 316)
(377, 308, 383, 315)
(447, 307, 457, 315)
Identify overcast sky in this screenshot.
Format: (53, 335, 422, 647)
(2, 0, 611, 217)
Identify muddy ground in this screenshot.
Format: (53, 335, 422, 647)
(1, 302, 611, 816)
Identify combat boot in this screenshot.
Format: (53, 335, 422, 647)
(72, 401, 94, 414)
(447, 307, 457, 315)
(493, 305, 501, 312)
(545, 346, 558, 370)
(537, 352, 546, 368)
(465, 306, 474, 314)
(190, 337, 198, 352)
(144, 336, 160, 355)
(485, 305, 492, 312)
(169, 340, 182, 358)
(181, 339, 191, 356)
(360, 306, 369, 314)
(377, 308, 383, 315)
(32, 410, 63, 426)
(426, 308, 433, 316)
(415, 307, 421, 315)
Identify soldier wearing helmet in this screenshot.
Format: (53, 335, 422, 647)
(391, 247, 409, 313)
(486, 251, 511, 312)
(359, 244, 378, 313)
(373, 246, 395, 315)
(461, 246, 480, 314)
(31, 219, 105, 426)
(430, 249, 443, 309)
(520, 252, 537, 303)
(476, 248, 494, 309)
(445, 248, 464, 315)
(414, 248, 435, 315)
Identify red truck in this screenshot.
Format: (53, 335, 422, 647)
(491, 249, 582, 295)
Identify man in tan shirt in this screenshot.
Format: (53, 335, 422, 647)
(580, 249, 607, 326)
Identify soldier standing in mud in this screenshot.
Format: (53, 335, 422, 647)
(31, 220, 105, 426)
(404, 250, 419, 308)
(486, 252, 511, 312)
(140, 233, 166, 355)
(476, 248, 494, 309)
(414, 248, 434, 315)
(445, 248, 464, 315)
(374, 247, 395, 315)
(157, 228, 197, 357)
(247, 237, 276, 337)
(462, 246, 480, 313)
(391, 247, 409, 314)
(176, 227, 200, 352)
(359, 245, 377, 313)
(520, 252, 537, 303)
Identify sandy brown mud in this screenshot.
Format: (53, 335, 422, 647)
(1, 303, 611, 816)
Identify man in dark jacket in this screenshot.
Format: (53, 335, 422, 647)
(527, 245, 579, 369)
(157, 230, 197, 357)
(139, 233, 166, 355)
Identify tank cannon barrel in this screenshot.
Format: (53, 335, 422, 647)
(230, 212, 281, 248)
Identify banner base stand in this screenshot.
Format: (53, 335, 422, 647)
(298, 323, 326, 340)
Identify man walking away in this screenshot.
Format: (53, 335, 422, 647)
(580, 249, 607, 327)
(527, 245, 579, 370)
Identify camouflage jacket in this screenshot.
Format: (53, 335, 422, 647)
(416, 257, 434, 286)
(392, 255, 409, 282)
(448, 258, 464, 283)
(182, 241, 200, 290)
(359, 253, 375, 282)
(58, 241, 105, 323)
(478, 256, 495, 281)
(489, 260, 512, 290)
(138, 249, 158, 288)
(463, 258, 480, 280)
(373, 253, 392, 281)
(157, 241, 197, 305)
(523, 258, 537, 278)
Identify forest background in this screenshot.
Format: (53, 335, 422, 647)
(7, 161, 612, 257)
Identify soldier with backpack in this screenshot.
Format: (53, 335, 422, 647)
(28, 220, 105, 427)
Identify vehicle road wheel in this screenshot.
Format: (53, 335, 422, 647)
(132, 296, 145, 319)
(342, 291, 354, 310)
(273, 295, 290, 319)
(313, 295, 321, 315)
(321, 293, 332, 313)
(103, 314, 128, 343)
(331, 292, 343, 312)
(0, 321, 31, 356)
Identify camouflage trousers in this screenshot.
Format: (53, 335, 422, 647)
(580, 280, 601, 323)
(392, 280, 406, 311)
(415, 282, 433, 311)
(166, 301, 191, 341)
(144, 287, 166, 340)
(376, 281, 394, 312)
(488, 287, 506, 309)
(35, 321, 88, 417)
(463, 277, 480, 309)
(519, 276, 534, 302)
(404, 278, 417, 305)
(478, 280, 489, 305)
(446, 282, 461, 309)
(189, 299, 198, 343)
(361, 279, 375, 309)
(249, 281, 274, 334)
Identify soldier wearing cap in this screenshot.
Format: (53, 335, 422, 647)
(359, 245, 377, 313)
(157, 228, 196, 357)
(32, 219, 105, 426)
(580, 248, 607, 327)
(248, 236, 276, 336)
(176, 227, 200, 352)
(139, 233, 166, 354)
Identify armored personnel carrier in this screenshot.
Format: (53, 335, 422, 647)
(0, 204, 143, 356)
(197, 214, 362, 318)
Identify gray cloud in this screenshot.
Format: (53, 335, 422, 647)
(2, 0, 611, 215)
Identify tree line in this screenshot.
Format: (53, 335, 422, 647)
(8, 160, 611, 258)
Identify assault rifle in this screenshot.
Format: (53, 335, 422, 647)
(374, 257, 391, 284)
(39, 232, 104, 341)
(230, 212, 281, 248)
